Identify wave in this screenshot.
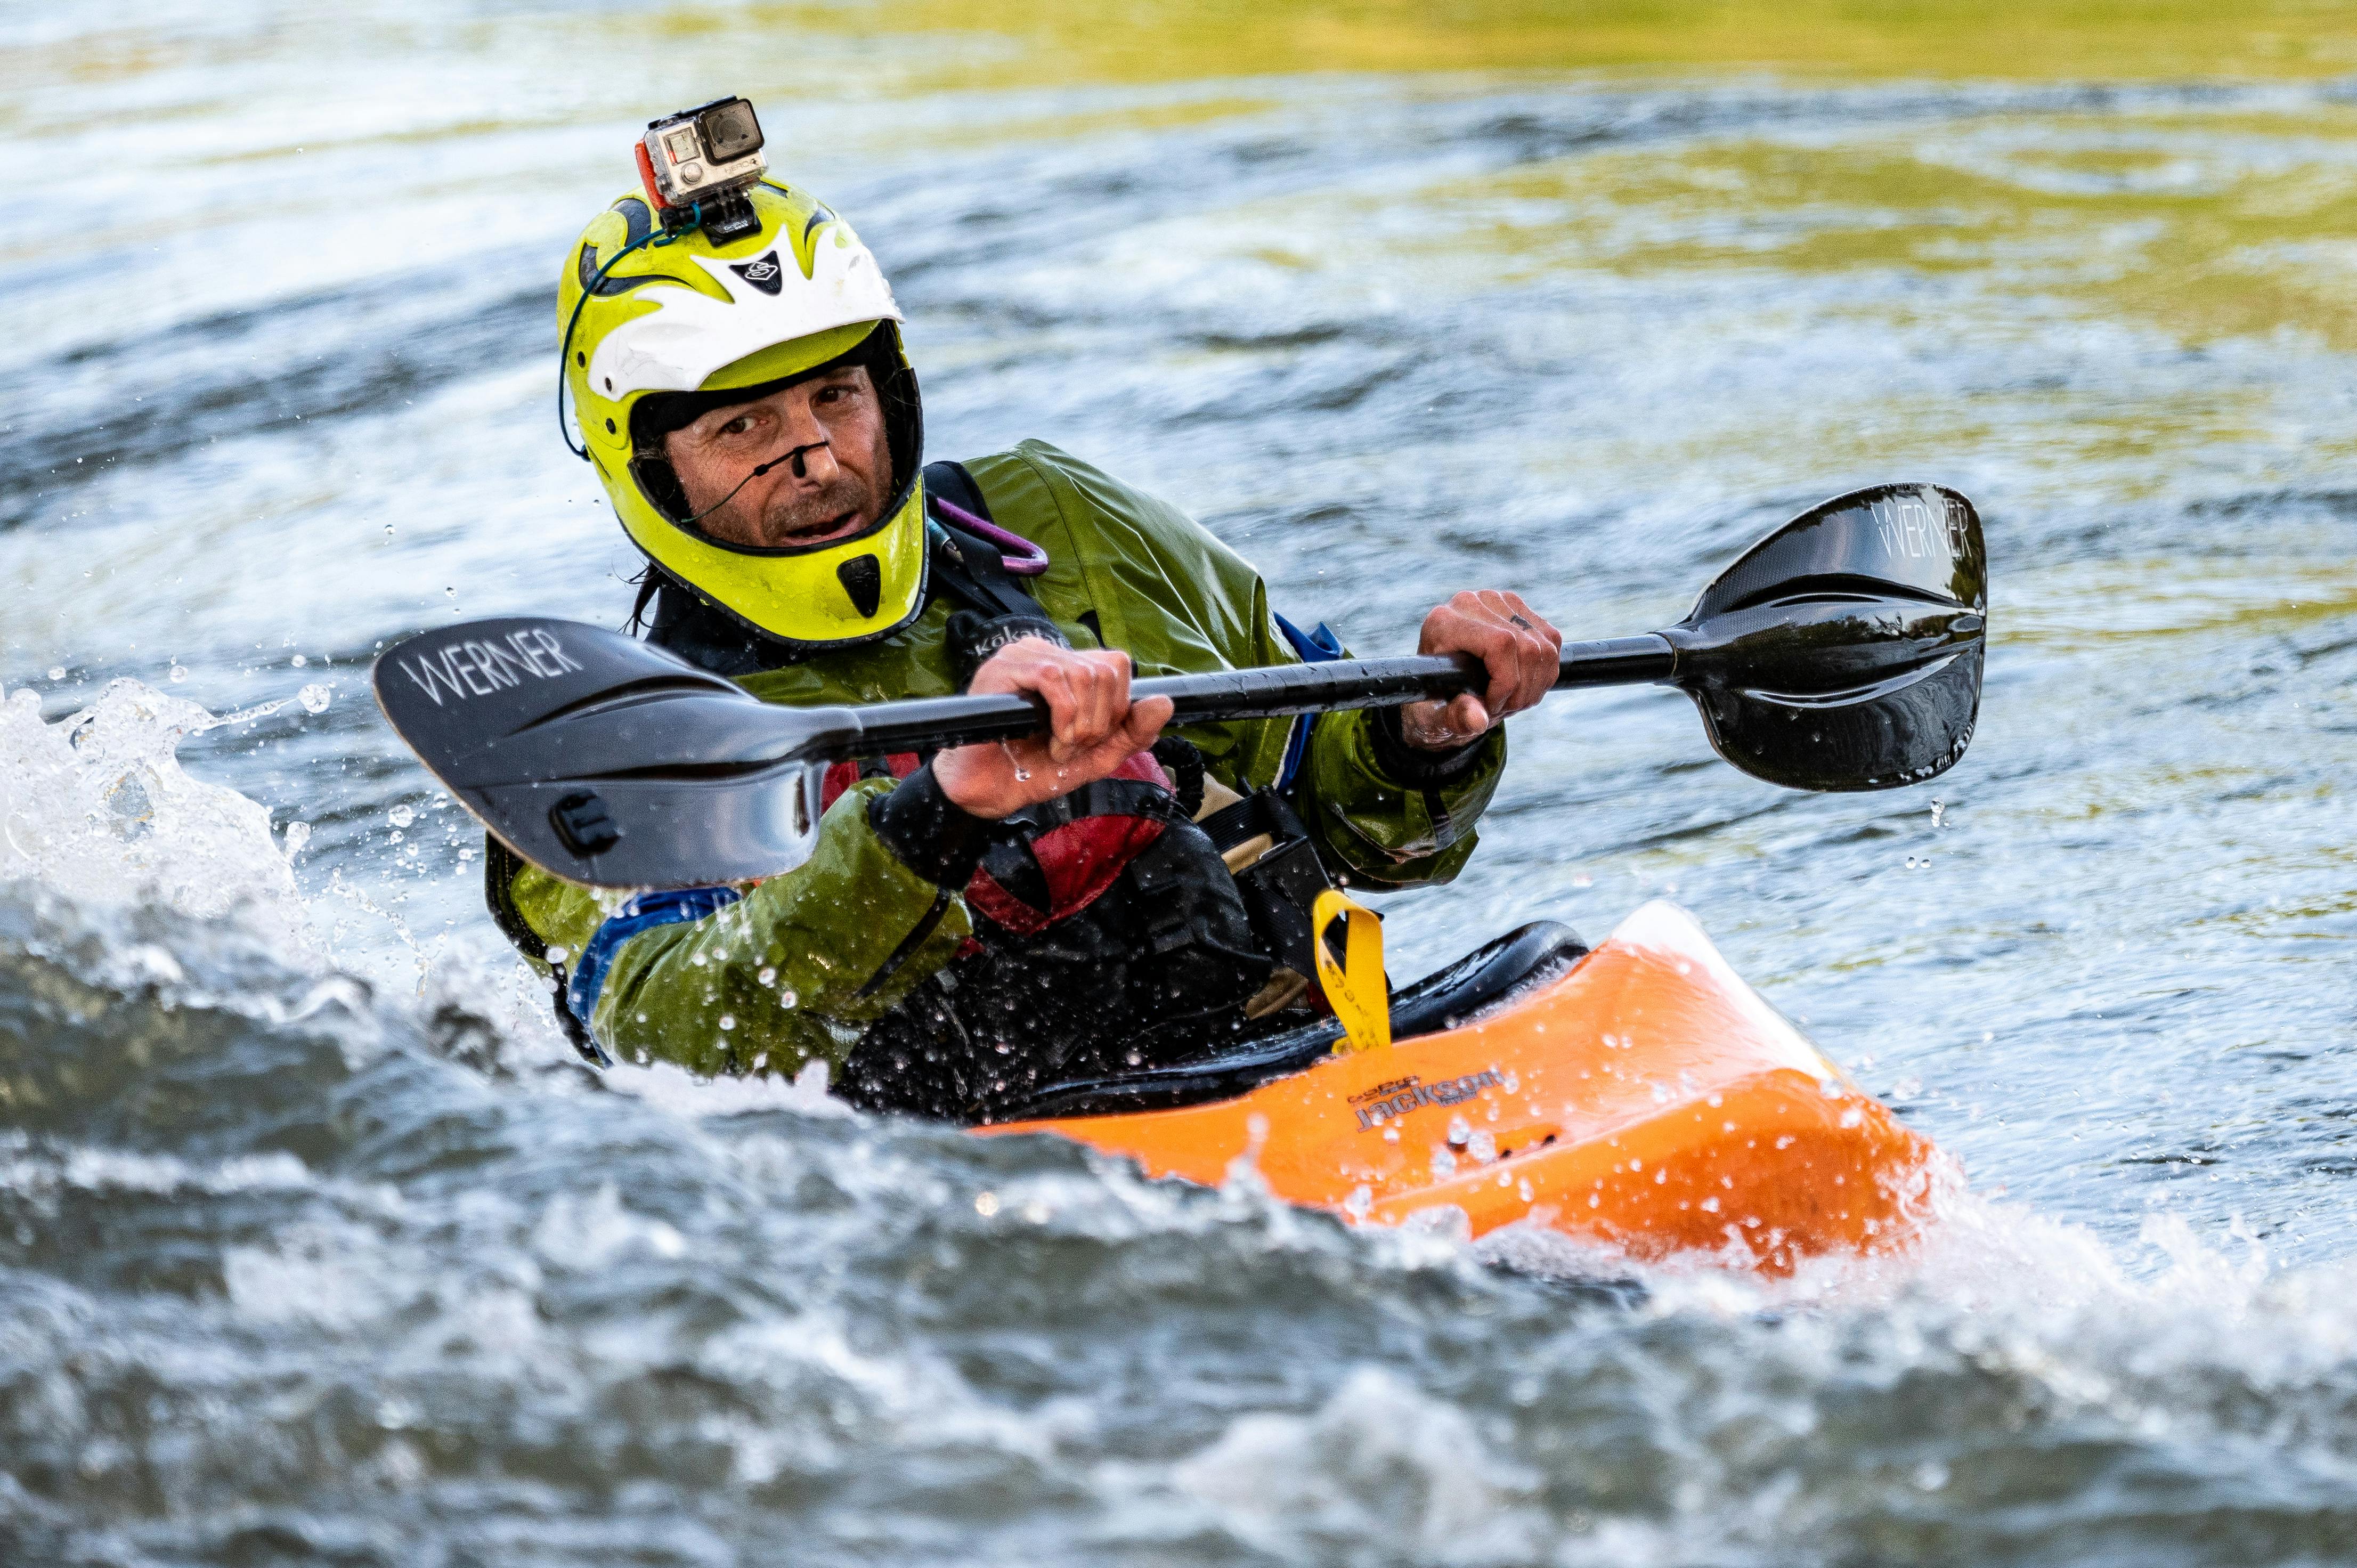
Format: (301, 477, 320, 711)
(2, 673, 2355, 1563)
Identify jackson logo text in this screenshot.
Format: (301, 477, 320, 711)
(1351, 1069, 1502, 1131)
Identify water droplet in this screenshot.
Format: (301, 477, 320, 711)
(384, 524, 395, 535)
(168, 664, 188, 683)
(1701, 1196, 1720, 1213)
(299, 684, 331, 714)
(718, 1014, 735, 1031)
(777, 988, 797, 1009)
(1381, 1125, 1400, 1143)
(1930, 799, 1945, 829)
(282, 821, 312, 859)
(388, 804, 415, 828)
(291, 654, 307, 669)
(1343, 1184, 1372, 1220)
(544, 945, 568, 964)
(388, 830, 402, 843)
(444, 587, 456, 598)
(1428, 1146, 1457, 1179)
(46, 667, 63, 681)
(1517, 1179, 1534, 1202)
(1445, 1115, 1472, 1148)
(757, 965, 777, 985)
(1466, 1130, 1497, 1162)
(974, 1191, 999, 1217)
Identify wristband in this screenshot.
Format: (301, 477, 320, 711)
(1369, 704, 1497, 788)
(867, 762, 993, 887)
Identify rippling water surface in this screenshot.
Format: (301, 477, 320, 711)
(6, 4, 2357, 1563)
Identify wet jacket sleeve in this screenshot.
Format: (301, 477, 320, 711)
(985, 438, 1511, 890)
(507, 778, 971, 1078)
(1288, 678, 1507, 890)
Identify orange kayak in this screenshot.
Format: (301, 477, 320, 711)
(984, 902, 1936, 1271)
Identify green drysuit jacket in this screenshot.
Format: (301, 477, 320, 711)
(508, 440, 1506, 1078)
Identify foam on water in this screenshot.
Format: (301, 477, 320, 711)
(0, 679, 302, 938)
(4, 686, 2355, 1563)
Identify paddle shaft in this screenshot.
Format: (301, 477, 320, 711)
(801, 634, 1677, 761)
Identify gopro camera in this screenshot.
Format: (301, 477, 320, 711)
(637, 97, 767, 240)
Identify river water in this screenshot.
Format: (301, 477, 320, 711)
(5, 4, 2357, 1563)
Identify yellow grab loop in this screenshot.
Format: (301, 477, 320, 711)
(1312, 889, 1391, 1055)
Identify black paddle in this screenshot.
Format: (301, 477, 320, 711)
(374, 481, 1985, 890)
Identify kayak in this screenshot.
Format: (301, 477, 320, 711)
(982, 901, 1936, 1271)
(375, 493, 1984, 1258)
(374, 489, 1981, 1266)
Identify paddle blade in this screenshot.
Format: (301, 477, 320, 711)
(372, 617, 833, 889)
(1667, 483, 1987, 792)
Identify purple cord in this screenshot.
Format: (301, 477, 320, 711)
(934, 497, 1050, 576)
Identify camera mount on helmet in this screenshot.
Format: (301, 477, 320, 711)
(637, 96, 768, 245)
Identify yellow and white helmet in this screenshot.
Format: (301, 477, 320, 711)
(558, 181, 925, 649)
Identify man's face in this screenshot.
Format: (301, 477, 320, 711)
(661, 364, 894, 548)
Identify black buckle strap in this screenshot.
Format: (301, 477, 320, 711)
(1198, 789, 1313, 856)
(926, 513, 1050, 623)
(921, 458, 994, 523)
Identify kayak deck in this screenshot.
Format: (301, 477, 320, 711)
(985, 901, 1933, 1270)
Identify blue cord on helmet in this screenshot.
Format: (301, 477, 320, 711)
(557, 202, 702, 462)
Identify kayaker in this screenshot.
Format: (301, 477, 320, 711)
(494, 169, 1561, 1119)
